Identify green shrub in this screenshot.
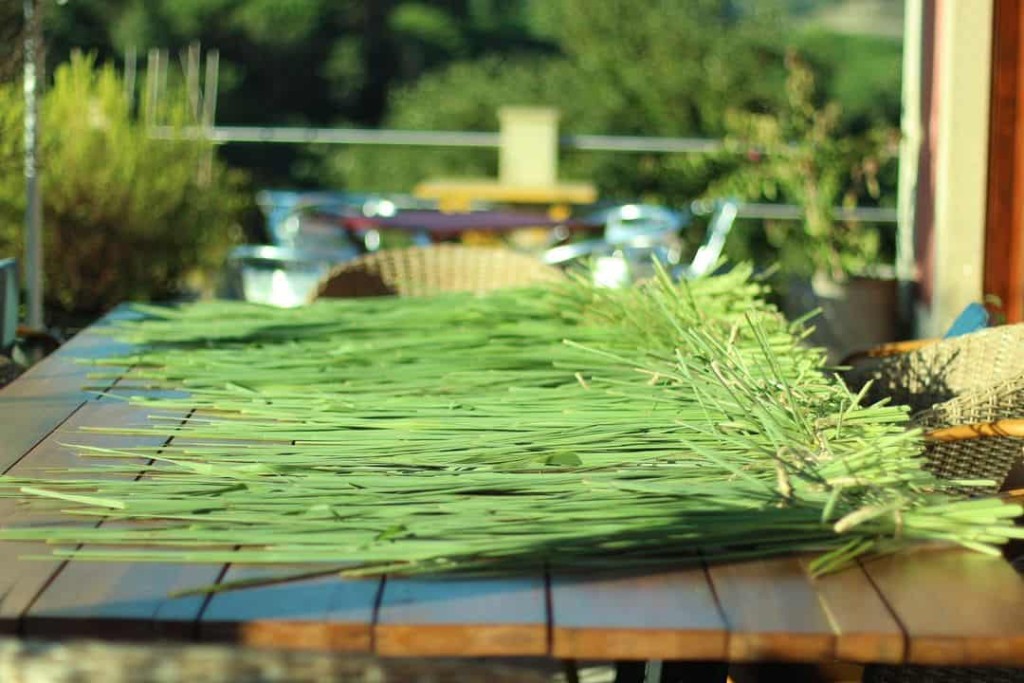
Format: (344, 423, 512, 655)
(702, 52, 899, 280)
(0, 53, 247, 316)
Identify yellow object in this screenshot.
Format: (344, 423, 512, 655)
(460, 230, 504, 247)
(413, 178, 597, 215)
(414, 106, 597, 217)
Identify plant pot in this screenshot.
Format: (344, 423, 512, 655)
(782, 273, 899, 363)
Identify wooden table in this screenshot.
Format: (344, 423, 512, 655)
(1, 313, 1023, 669)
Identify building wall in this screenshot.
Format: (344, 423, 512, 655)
(905, 0, 994, 337)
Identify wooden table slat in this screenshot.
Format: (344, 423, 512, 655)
(796, 555, 905, 664)
(20, 405, 222, 641)
(861, 547, 1024, 666)
(0, 401, 170, 632)
(0, 397, 84, 472)
(708, 556, 836, 663)
(24, 562, 215, 640)
(0, 308, 136, 457)
(0, 324, 131, 401)
(200, 565, 381, 652)
(550, 567, 727, 661)
(375, 575, 548, 657)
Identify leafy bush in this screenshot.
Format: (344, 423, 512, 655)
(702, 52, 899, 280)
(0, 53, 248, 316)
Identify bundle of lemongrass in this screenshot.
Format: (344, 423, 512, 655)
(0, 264, 1019, 583)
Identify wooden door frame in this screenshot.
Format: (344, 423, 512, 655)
(984, 0, 1024, 323)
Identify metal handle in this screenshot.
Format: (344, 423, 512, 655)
(677, 199, 739, 279)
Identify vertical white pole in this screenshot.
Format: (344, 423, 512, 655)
(202, 49, 219, 129)
(22, 0, 43, 330)
(927, 0, 993, 336)
(200, 49, 220, 186)
(896, 0, 923, 337)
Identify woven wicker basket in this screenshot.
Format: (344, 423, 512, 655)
(911, 375, 1024, 493)
(862, 665, 1024, 683)
(840, 326, 1024, 494)
(842, 325, 1024, 414)
(310, 245, 566, 300)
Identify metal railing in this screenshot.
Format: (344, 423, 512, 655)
(153, 125, 897, 224)
(153, 125, 728, 154)
(734, 203, 896, 223)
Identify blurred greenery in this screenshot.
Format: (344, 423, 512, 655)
(30, 0, 566, 187)
(0, 0, 903, 305)
(703, 52, 899, 279)
(334, 0, 902, 228)
(27, 0, 902, 192)
(0, 53, 248, 315)
(340, 0, 790, 198)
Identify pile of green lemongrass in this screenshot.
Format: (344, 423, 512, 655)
(0, 263, 1019, 583)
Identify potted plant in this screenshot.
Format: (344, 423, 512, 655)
(706, 51, 900, 360)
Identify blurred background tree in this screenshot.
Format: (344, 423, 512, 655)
(0, 0, 904, 318)
(37, 0, 564, 186)
(32, 0, 902, 197)
(337, 0, 787, 200)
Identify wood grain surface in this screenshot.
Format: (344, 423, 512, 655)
(550, 567, 727, 661)
(797, 555, 905, 664)
(201, 565, 381, 652)
(375, 575, 548, 657)
(0, 398, 172, 632)
(861, 547, 1024, 666)
(707, 556, 836, 662)
(16, 403, 218, 640)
